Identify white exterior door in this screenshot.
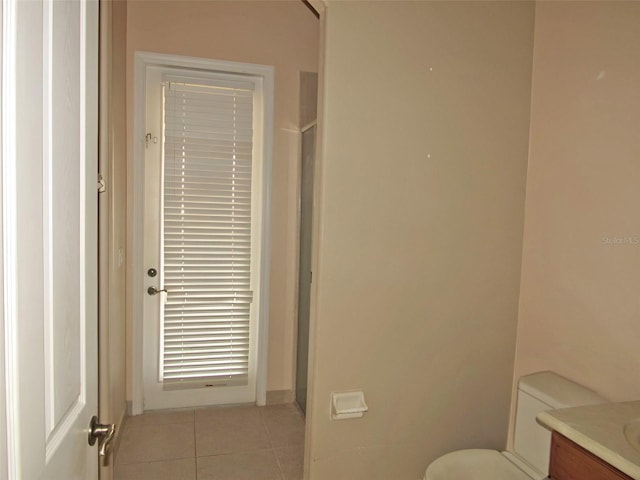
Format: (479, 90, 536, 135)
(2, 1, 99, 479)
(137, 55, 274, 411)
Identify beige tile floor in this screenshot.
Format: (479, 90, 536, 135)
(114, 404, 305, 480)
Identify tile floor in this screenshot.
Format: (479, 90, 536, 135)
(114, 404, 305, 480)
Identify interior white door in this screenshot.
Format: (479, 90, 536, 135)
(2, 0, 99, 478)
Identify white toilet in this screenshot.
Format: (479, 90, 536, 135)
(424, 371, 608, 480)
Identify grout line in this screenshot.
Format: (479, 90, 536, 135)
(192, 408, 198, 479)
(273, 447, 287, 480)
(115, 454, 195, 467)
(260, 405, 276, 449)
(196, 447, 275, 460)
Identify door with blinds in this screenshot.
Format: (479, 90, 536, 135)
(142, 63, 271, 410)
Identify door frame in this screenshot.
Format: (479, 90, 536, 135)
(98, 0, 128, 477)
(130, 51, 274, 413)
(1, 0, 17, 475)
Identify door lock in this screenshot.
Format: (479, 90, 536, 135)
(148, 286, 167, 296)
(88, 416, 116, 457)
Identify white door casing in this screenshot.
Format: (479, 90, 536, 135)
(2, 0, 99, 478)
(133, 52, 273, 412)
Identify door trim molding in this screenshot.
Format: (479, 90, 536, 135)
(1, 0, 21, 476)
(131, 51, 273, 413)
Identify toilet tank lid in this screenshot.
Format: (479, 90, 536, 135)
(518, 371, 608, 409)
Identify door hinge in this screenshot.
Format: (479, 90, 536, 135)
(97, 173, 106, 194)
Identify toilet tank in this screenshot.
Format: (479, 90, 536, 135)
(513, 371, 607, 475)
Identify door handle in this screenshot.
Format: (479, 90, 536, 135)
(88, 416, 116, 457)
(148, 286, 167, 296)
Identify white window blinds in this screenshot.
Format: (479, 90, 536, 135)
(162, 78, 255, 386)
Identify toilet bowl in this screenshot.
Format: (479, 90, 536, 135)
(424, 371, 608, 480)
(425, 450, 535, 480)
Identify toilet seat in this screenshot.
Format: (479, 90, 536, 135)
(424, 449, 534, 480)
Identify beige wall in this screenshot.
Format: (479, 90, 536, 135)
(307, 2, 535, 478)
(110, 0, 129, 432)
(512, 0, 640, 420)
(125, 1, 319, 397)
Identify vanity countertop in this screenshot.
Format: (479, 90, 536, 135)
(537, 400, 640, 480)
